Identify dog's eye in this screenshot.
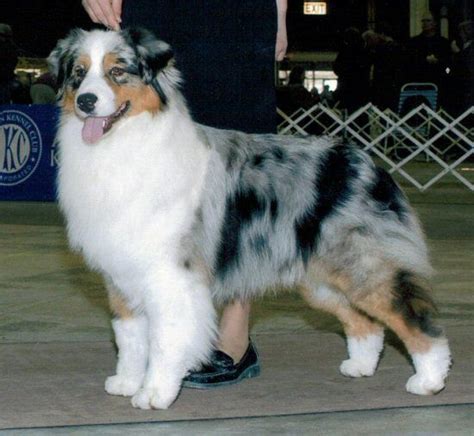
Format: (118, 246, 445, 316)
(110, 67, 126, 78)
(74, 65, 86, 78)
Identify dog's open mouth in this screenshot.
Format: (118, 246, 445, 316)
(82, 101, 131, 144)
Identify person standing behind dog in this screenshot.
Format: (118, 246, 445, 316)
(81, 0, 287, 388)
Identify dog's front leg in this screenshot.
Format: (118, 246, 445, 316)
(105, 285, 149, 397)
(131, 269, 216, 410)
(105, 315, 148, 397)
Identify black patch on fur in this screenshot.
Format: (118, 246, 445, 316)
(251, 147, 287, 169)
(122, 27, 174, 105)
(393, 270, 442, 337)
(252, 154, 265, 168)
(270, 197, 279, 222)
(57, 56, 74, 89)
(48, 29, 86, 98)
(183, 259, 192, 270)
(147, 49, 174, 75)
(235, 188, 266, 222)
(70, 76, 84, 90)
(151, 79, 168, 105)
(250, 234, 270, 256)
(70, 64, 87, 90)
(215, 188, 266, 277)
(272, 147, 287, 162)
(295, 144, 359, 265)
(370, 167, 408, 222)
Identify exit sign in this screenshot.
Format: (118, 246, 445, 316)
(304, 2, 327, 15)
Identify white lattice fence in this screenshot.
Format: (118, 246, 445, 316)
(277, 103, 474, 191)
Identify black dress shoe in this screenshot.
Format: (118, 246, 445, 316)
(182, 341, 260, 389)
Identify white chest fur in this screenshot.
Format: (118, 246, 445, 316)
(57, 110, 209, 291)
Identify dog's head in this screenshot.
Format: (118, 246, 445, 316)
(48, 28, 176, 144)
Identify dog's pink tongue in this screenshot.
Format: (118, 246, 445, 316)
(82, 116, 108, 144)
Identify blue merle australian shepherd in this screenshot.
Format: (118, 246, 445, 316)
(48, 28, 451, 409)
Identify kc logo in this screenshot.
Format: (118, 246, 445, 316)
(0, 110, 42, 186)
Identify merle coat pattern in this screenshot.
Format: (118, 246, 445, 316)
(48, 28, 451, 410)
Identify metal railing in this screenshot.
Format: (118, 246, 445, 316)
(277, 103, 474, 191)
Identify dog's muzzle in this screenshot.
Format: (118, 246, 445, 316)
(81, 101, 131, 144)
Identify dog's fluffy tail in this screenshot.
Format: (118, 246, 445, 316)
(392, 269, 443, 338)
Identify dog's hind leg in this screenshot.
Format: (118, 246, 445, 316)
(301, 284, 384, 378)
(131, 266, 216, 410)
(347, 270, 451, 395)
(105, 286, 148, 397)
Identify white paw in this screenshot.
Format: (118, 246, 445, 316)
(408, 341, 451, 395)
(340, 358, 376, 377)
(341, 334, 383, 378)
(406, 374, 445, 395)
(105, 375, 142, 397)
(131, 384, 179, 410)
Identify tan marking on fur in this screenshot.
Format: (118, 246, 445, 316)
(77, 54, 91, 70)
(300, 286, 382, 338)
(306, 260, 357, 294)
(303, 262, 364, 336)
(326, 272, 354, 294)
(341, 314, 382, 338)
(354, 285, 433, 354)
(103, 53, 120, 69)
(108, 290, 135, 319)
(59, 55, 91, 115)
(61, 89, 76, 115)
(103, 53, 162, 116)
(122, 84, 162, 116)
(306, 260, 435, 353)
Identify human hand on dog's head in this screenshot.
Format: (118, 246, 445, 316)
(82, 0, 123, 30)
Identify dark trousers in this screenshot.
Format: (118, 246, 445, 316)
(122, 0, 277, 133)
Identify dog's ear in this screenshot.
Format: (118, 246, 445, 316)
(121, 27, 175, 104)
(48, 29, 85, 98)
(121, 27, 174, 81)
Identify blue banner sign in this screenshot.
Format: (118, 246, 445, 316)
(0, 104, 59, 201)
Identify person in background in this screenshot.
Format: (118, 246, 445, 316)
(277, 65, 318, 115)
(30, 72, 58, 104)
(363, 27, 403, 111)
(405, 12, 450, 105)
(450, 20, 473, 114)
(0, 23, 18, 105)
(333, 27, 371, 113)
(320, 84, 334, 107)
(81, 0, 288, 388)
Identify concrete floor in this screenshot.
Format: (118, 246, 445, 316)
(1, 405, 473, 435)
(0, 180, 473, 435)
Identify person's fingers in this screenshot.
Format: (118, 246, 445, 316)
(83, 0, 110, 27)
(275, 34, 288, 61)
(111, 0, 123, 25)
(82, 0, 120, 30)
(81, 0, 101, 24)
(275, 44, 286, 61)
(95, 0, 120, 29)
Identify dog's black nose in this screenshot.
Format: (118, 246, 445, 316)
(77, 93, 98, 113)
